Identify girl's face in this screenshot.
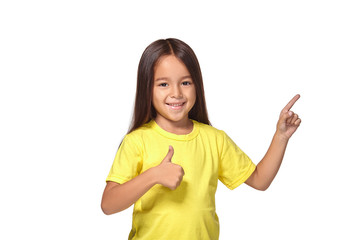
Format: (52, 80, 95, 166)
(152, 55, 196, 129)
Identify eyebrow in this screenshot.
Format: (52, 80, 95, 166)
(155, 75, 192, 81)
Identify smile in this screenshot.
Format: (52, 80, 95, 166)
(166, 102, 185, 110)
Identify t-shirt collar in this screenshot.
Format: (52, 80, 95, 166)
(150, 119, 200, 141)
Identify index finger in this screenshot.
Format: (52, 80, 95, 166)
(282, 94, 300, 112)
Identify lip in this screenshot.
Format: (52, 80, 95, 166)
(166, 102, 186, 110)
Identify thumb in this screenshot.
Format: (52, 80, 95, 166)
(162, 145, 174, 163)
(280, 109, 293, 120)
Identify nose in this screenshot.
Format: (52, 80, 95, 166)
(171, 85, 183, 98)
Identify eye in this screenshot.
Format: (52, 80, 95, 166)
(182, 81, 192, 86)
(159, 83, 168, 87)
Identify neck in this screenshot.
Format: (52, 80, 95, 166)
(154, 117, 193, 135)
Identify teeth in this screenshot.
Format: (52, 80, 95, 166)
(168, 103, 183, 106)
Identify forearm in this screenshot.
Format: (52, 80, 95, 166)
(101, 167, 158, 215)
(246, 94, 301, 190)
(247, 131, 289, 190)
(102, 146, 184, 215)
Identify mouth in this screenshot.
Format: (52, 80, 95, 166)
(166, 102, 186, 110)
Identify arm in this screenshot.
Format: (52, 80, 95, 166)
(101, 168, 158, 215)
(245, 94, 301, 191)
(101, 146, 184, 215)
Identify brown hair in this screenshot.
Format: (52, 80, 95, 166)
(128, 38, 210, 133)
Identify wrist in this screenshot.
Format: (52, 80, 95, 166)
(146, 166, 160, 185)
(274, 130, 290, 143)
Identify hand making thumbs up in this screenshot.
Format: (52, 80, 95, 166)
(155, 146, 185, 190)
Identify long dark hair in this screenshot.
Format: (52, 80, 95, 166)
(128, 38, 210, 133)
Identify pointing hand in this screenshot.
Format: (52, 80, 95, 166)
(276, 94, 302, 139)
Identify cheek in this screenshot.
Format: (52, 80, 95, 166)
(189, 88, 196, 106)
(151, 90, 158, 109)
(152, 88, 159, 101)
(152, 89, 166, 108)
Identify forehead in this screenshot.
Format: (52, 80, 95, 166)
(154, 55, 190, 78)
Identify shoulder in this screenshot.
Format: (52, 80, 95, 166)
(195, 121, 224, 133)
(126, 122, 151, 137)
(195, 121, 227, 140)
(195, 121, 239, 147)
(121, 122, 154, 148)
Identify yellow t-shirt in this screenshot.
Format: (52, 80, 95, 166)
(106, 120, 256, 240)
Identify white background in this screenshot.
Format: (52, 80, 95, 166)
(1, 0, 359, 239)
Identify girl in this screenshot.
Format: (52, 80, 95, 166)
(101, 38, 301, 239)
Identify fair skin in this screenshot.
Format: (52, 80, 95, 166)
(101, 55, 301, 215)
(244, 94, 301, 190)
(101, 55, 192, 215)
(151, 55, 196, 134)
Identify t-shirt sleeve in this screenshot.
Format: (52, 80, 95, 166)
(218, 131, 256, 190)
(106, 134, 143, 184)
